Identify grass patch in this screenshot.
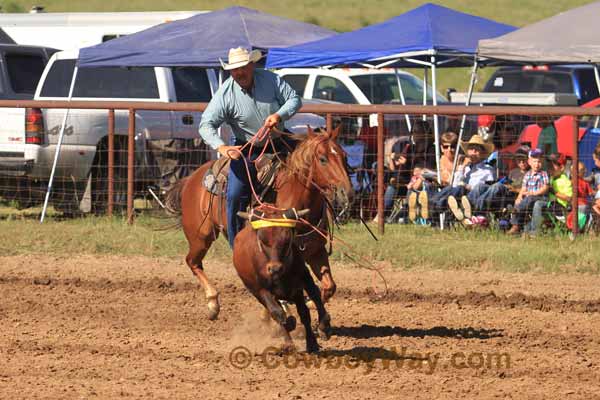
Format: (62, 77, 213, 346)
(1, 214, 599, 274)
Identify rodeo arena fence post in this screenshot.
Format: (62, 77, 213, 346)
(0, 100, 597, 238)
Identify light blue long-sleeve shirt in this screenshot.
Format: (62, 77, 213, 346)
(454, 161, 496, 188)
(198, 69, 302, 150)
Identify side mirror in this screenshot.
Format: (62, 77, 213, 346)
(316, 88, 335, 101)
(446, 88, 456, 101)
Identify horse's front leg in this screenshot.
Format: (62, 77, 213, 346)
(293, 293, 319, 353)
(305, 247, 336, 303)
(301, 265, 331, 340)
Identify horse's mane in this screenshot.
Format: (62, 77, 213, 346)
(279, 134, 329, 184)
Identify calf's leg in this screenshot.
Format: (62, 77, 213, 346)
(258, 289, 296, 353)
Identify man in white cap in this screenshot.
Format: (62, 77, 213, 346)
(199, 47, 302, 248)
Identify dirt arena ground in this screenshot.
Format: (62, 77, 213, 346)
(2, 254, 600, 399)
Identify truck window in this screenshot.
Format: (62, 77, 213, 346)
(39, 59, 76, 97)
(485, 70, 573, 94)
(73, 66, 159, 98)
(4, 53, 46, 94)
(313, 76, 357, 104)
(172, 67, 212, 102)
(281, 74, 308, 95)
(575, 69, 599, 104)
(350, 74, 421, 104)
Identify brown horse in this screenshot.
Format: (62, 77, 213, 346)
(233, 206, 328, 353)
(165, 126, 353, 320)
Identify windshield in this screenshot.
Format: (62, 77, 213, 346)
(350, 73, 445, 104)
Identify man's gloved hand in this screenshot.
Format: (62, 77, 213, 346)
(217, 145, 242, 160)
(264, 113, 281, 129)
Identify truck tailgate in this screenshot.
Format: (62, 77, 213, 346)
(0, 107, 31, 175)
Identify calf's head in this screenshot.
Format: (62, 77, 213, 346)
(237, 208, 309, 281)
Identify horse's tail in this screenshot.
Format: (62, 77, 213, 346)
(160, 177, 187, 229)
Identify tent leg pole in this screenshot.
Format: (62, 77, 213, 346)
(40, 66, 79, 223)
(452, 59, 479, 183)
(594, 65, 600, 101)
(395, 68, 411, 133)
(422, 66, 428, 121)
(431, 56, 441, 185)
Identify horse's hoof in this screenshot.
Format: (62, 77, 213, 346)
(207, 296, 220, 321)
(283, 315, 297, 332)
(321, 285, 336, 303)
(281, 343, 296, 355)
(306, 340, 320, 354)
(317, 314, 332, 340)
(260, 308, 271, 323)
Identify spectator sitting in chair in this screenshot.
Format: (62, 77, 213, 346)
(507, 149, 550, 235)
(433, 135, 495, 224)
(527, 153, 572, 236)
(408, 131, 458, 223)
(458, 145, 531, 219)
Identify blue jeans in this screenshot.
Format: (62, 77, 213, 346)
(430, 186, 465, 211)
(226, 156, 258, 249)
(510, 195, 547, 227)
(469, 183, 510, 212)
(384, 185, 397, 212)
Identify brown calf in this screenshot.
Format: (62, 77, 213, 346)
(232, 206, 330, 353)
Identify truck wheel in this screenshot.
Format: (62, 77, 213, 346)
(90, 138, 128, 215)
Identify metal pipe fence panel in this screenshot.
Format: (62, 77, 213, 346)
(1, 100, 597, 237)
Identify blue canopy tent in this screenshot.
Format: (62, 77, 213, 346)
(41, 6, 335, 222)
(267, 3, 514, 69)
(266, 2, 516, 183)
(78, 6, 335, 68)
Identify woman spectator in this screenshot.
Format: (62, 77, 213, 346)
(407, 131, 458, 223)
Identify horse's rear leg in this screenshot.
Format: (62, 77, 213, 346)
(186, 239, 220, 320)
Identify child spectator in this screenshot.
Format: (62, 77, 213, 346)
(507, 146, 530, 192)
(407, 165, 424, 192)
(508, 149, 550, 235)
(528, 153, 572, 236)
(575, 161, 593, 212)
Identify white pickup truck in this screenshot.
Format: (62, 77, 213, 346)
(276, 67, 447, 136)
(0, 50, 325, 213)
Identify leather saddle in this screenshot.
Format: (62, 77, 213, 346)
(202, 154, 280, 200)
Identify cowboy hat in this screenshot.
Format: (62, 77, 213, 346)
(460, 134, 495, 156)
(220, 47, 262, 71)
